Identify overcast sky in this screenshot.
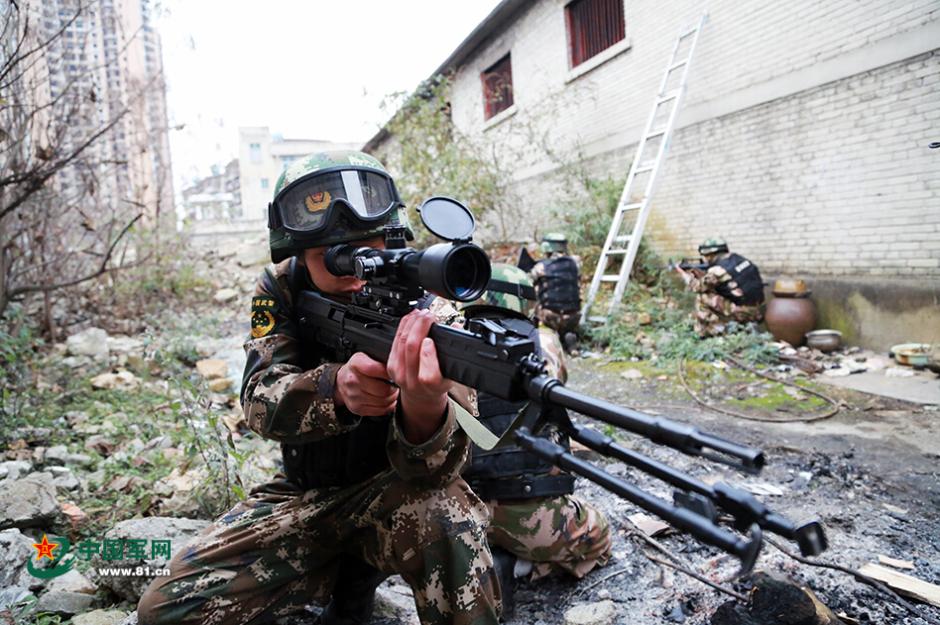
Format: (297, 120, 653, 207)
(156, 1, 501, 190)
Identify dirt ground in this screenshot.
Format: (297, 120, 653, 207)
(493, 355, 940, 624)
(287, 353, 940, 625)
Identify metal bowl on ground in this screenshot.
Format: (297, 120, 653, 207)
(890, 343, 932, 367)
(805, 329, 842, 352)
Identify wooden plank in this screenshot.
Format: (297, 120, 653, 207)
(858, 563, 940, 608)
(878, 554, 915, 570)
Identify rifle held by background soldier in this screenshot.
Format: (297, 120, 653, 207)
(668, 257, 709, 271)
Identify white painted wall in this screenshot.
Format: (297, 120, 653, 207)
(432, 0, 940, 278)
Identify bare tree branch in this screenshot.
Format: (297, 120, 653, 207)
(6, 212, 142, 298)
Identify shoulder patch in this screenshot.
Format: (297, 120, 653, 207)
(251, 296, 277, 338)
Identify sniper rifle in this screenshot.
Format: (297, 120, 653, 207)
(294, 197, 827, 575)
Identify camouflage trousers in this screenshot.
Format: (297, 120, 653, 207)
(486, 495, 611, 580)
(137, 472, 500, 625)
(694, 293, 763, 338)
(536, 309, 580, 337)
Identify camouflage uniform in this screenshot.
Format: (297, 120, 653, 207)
(458, 265, 610, 583)
(138, 259, 500, 625)
(486, 495, 611, 580)
(687, 253, 763, 338)
(481, 327, 610, 580)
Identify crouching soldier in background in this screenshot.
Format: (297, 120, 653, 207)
(138, 151, 500, 625)
(458, 264, 611, 619)
(530, 233, 582, 352)
(675, 237, 765, 338)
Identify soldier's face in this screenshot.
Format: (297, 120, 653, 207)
(303, 236, 385, 295)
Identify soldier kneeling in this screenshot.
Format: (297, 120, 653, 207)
(675, 238, 765, 338)
(458, 264, 611, 619)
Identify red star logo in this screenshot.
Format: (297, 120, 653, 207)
(32, 534, 58, 561)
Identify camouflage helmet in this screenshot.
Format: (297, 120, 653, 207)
(698, 237, 729, 256)
(541, 232, 568, 254)
(458, 263, 536, 319)
(268, 150, 413, 263)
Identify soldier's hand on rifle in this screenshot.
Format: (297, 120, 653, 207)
(387, 309, 453, 443)
(675, 265, 692, 285)
(334, 353, 399, 417)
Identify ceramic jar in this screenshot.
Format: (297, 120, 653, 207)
(765, 280, 816, 346)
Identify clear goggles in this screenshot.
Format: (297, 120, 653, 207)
(272, 167, 401, 237)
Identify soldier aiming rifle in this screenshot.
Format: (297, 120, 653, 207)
(675, 238, 766, 338)
(140, 157, 825, 625)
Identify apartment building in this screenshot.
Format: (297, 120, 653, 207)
(36, 0, 174, 224)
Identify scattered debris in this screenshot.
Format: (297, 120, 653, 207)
(885, 366, 915, 378)
(208, 377, 232, 392)
(72, 609, 131, 625)
(857, 563, 940, 608)
(881, 503, 908, 516)
(196, 358, 229, 380)
(564, 600, 617, 625)
(66, 327, 110, 361)
(213, 287, 239, 303)
(620, 368, 645, 380)
(736, 481, 786, 497)
(46, 568, 97, 595)
(629, 513, 671, 537)
(90, 516, 211, 602)
(0, 472, 60, 529)
(35, 590, 96, 616)
(60, 501, 89, 531)
(877, 554, 915, 570)
(90, 370, 140, 390)
(712, 571, 846, 625)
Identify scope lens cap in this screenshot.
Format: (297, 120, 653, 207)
(418, 197, 476, 241)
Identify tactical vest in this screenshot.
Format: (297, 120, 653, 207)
(714, 253, 765, 306)
(464, 317, 575, 501)
(258, 257, 427, 490)
(534, 256, 581, 313)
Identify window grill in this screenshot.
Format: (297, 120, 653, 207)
(565, 0, 625, 67)
(481, 54, 513, 120)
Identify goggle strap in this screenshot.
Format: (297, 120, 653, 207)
(268, 202, 282, 229)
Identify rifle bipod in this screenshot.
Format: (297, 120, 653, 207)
(510, 394, 827, 577)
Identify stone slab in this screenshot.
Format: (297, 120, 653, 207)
(817, 370, 940, 405)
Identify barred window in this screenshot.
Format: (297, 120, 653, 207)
(481, 54, 513, 120)
(565, 0, 625, 67)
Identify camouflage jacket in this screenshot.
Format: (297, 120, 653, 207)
(686, 253, 738, 296)
(241, 258, 474, 487)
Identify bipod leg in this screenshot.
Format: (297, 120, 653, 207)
(512, 427, 762, 575)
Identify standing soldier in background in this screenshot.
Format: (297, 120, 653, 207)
(459, 264, 611, 619)
(675, 237, 765, 338)
(530, 233, 582, 352)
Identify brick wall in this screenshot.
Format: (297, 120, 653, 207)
(651, 50, 940, 278)
(433, 0, 940, 280)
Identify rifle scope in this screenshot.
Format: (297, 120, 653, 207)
(324, 243, 491, 302)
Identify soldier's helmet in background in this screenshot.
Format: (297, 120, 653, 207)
(458, 263, 536, 320)
(698, 237, 729, 256)
(267, 150, 413, 263)
(541, 232, 569, 254)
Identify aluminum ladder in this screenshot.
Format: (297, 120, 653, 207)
(581, 13, 707, 324)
